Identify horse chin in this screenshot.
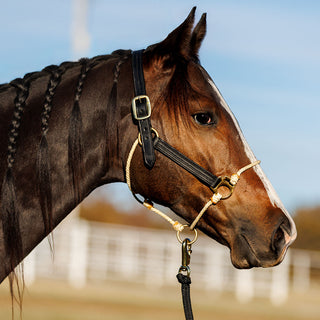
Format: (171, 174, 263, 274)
(202, 226, 276, 269)
(203, 227, 260, 269)
(229, 235, 261, 269)
(230, 252, 260, 269)
(229, 234, 289, 269)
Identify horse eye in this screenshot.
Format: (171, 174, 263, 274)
(193, 112, 215, 126)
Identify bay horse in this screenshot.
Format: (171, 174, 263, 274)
(0, 7, 296, 300)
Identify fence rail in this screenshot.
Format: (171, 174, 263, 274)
(23, 215, 314, 305)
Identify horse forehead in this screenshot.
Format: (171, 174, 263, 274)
(187, 63, 217, 97)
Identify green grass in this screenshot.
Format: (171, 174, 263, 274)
(0, 279, 319, 320)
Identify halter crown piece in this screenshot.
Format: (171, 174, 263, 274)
(127, 50, 261, 239)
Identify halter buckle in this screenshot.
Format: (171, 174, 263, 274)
(210, 176, 235, 200)
(132, 95, 151, 120)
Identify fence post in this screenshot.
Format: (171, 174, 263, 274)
(119, 229, 138, 278)
(235, 269, 254, 302)
(68, 219, 89, 288)
(292, 250, 311, 293)
(204, 246, 225, 291)
(24, 250, 36, 285)
(164, 240, 180, 284)
(270, 251, 290, 305)
(145, 236, 164, 287)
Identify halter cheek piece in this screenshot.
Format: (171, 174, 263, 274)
(127, 50, 260, 234)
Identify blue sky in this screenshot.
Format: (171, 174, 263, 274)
(0, 0, 319, 212)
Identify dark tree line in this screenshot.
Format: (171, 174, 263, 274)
(292, 206, 320, 251)
(80, 194, 320, 251)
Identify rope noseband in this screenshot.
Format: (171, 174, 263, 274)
(128, 49, 260, 232)
(125, 136, 260, 232)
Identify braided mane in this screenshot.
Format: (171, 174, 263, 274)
(0, 49, 130, 308)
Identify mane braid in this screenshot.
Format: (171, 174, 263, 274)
(68, 58, 91, 204)
(1, 77, 30, 313)
(105, 57, 128, 169)
(112, 56, 129, 106)
(37, 65, 65, 247)
(0, 50, 131, 93)
(0, 50, 132, 316)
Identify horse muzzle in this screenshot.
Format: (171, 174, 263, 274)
(228, 211, 296, 269)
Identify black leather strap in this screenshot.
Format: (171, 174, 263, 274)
(132, 50, 156, 169)
(132, 50, 145, 96)
(153, 137, 221, 190)
(177, 273, 194, 320)
(131, 49, 221, 192)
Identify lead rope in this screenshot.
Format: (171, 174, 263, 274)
(125, 136, 260, 320)
(177, 238, 195, 320)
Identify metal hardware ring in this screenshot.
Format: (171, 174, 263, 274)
(176, 225, 198, 245)
(138, 128, 159, 146)
(210, 176, 235, 200)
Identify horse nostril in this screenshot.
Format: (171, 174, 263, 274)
(271, 223, 286, 253)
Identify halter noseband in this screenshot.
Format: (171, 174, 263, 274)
(127, 50, 260, 233)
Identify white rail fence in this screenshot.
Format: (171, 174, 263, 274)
(23, 216, 313, 305)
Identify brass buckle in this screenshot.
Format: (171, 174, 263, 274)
(210, 176, 235, 200)
(132, 95, 151, 120)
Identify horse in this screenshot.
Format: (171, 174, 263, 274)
(0, 7, 296, 301)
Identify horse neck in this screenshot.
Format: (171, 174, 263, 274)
(0, 53, 132, 280)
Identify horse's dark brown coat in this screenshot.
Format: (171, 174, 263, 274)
(0, 8, 295, 306)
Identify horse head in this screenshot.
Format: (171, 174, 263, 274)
(0, 8, 297, 289)
(123, 8, 296, 269)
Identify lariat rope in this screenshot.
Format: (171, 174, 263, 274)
(125, 136, 260, 233)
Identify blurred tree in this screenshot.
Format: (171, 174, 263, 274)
(79, 198, 171, 230)
(79, 192, 320, 252)
(292, 206, 320, 250)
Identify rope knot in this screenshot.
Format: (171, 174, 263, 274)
(173, 221, 185, 232)
(177, 273, 192, 285)
(211, 193, 222, 204)
(143, 199, 153, 210)
(230, 173, 239, 186)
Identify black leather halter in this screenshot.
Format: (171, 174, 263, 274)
(131, 50, 222, 192)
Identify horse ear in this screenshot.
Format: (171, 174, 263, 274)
(190, 13, 207, 61)
(160, 7, 196, 58)
(146, 7, 196, 68)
